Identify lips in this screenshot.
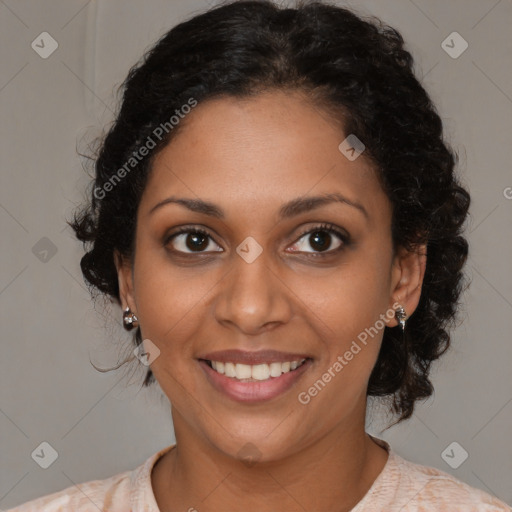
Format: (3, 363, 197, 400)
(197, 349, 313, 402)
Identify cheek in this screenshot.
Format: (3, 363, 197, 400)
(295, 263, 391, 415)
(302, 247, 393, 340)
(131, 245, 217, 355)
(132, 257, 209, 398)
(297, 252, 393, 409)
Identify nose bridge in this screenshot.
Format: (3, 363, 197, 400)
(214, 241, 292, 333)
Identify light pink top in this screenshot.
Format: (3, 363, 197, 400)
(6, 436, 511, 511)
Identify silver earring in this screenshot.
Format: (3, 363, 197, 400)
(123, 307, 139, 330)
(395, 306, 407, 331)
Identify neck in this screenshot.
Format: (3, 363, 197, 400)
(152, 410, 389, 512)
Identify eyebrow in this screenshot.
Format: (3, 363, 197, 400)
(148, 192, 368, 220)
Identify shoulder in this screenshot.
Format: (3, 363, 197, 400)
(4, 445, 175, 512)
(360, 436, 511, 512)
(4, 470, 132, 512)
(393, 452, 511, 511)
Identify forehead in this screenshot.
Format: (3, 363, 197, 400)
(140, 91, 388, 222)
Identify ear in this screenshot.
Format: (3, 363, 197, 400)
(114, 250, 136, 313)
(388, 243, 427, 327)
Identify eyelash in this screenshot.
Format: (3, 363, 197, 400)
(164, 223, 350, 258)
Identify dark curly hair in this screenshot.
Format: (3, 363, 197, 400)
(69, 0, 470, 425)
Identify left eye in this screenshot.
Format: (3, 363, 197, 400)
(289, 225, 347, 254)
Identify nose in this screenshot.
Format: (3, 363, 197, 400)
(213, 249, 293, 336)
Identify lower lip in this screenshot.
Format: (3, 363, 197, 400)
(199, 359, 312, 403)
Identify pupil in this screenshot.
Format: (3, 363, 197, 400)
(187, 232, 208, 251)
(310, 231, 330, 252)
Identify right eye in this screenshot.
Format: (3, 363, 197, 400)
(165, 227, 223, 254)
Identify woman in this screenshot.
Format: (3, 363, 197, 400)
(8, 1, 511, 510)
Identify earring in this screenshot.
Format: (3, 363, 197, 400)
(123, 306, 139, 330)
(395, 306, 407, 331)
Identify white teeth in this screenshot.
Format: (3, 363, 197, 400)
(235, 363, 252, 379)
(208, 359, 306, 380)
(252, 363, 270, 381)
(269, 362, 282, 377)
(224, 362, 236, 378)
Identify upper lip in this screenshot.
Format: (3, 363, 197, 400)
(198, 349, 312, 365)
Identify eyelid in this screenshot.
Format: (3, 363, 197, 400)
(287, 222, 349, 256)
(164, 224, 219, 243)
(293, 222, 349, 244)
(164, 225, 222, 251)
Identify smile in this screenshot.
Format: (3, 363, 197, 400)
(205, 358, 307, 381)
(199, 357, 313, 403)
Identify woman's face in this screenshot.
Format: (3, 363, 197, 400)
(117, 90, 421, 462)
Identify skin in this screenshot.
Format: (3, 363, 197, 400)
(116, 90, 426, 512)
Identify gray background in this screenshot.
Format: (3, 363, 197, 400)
(1, 0, 511, 508)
